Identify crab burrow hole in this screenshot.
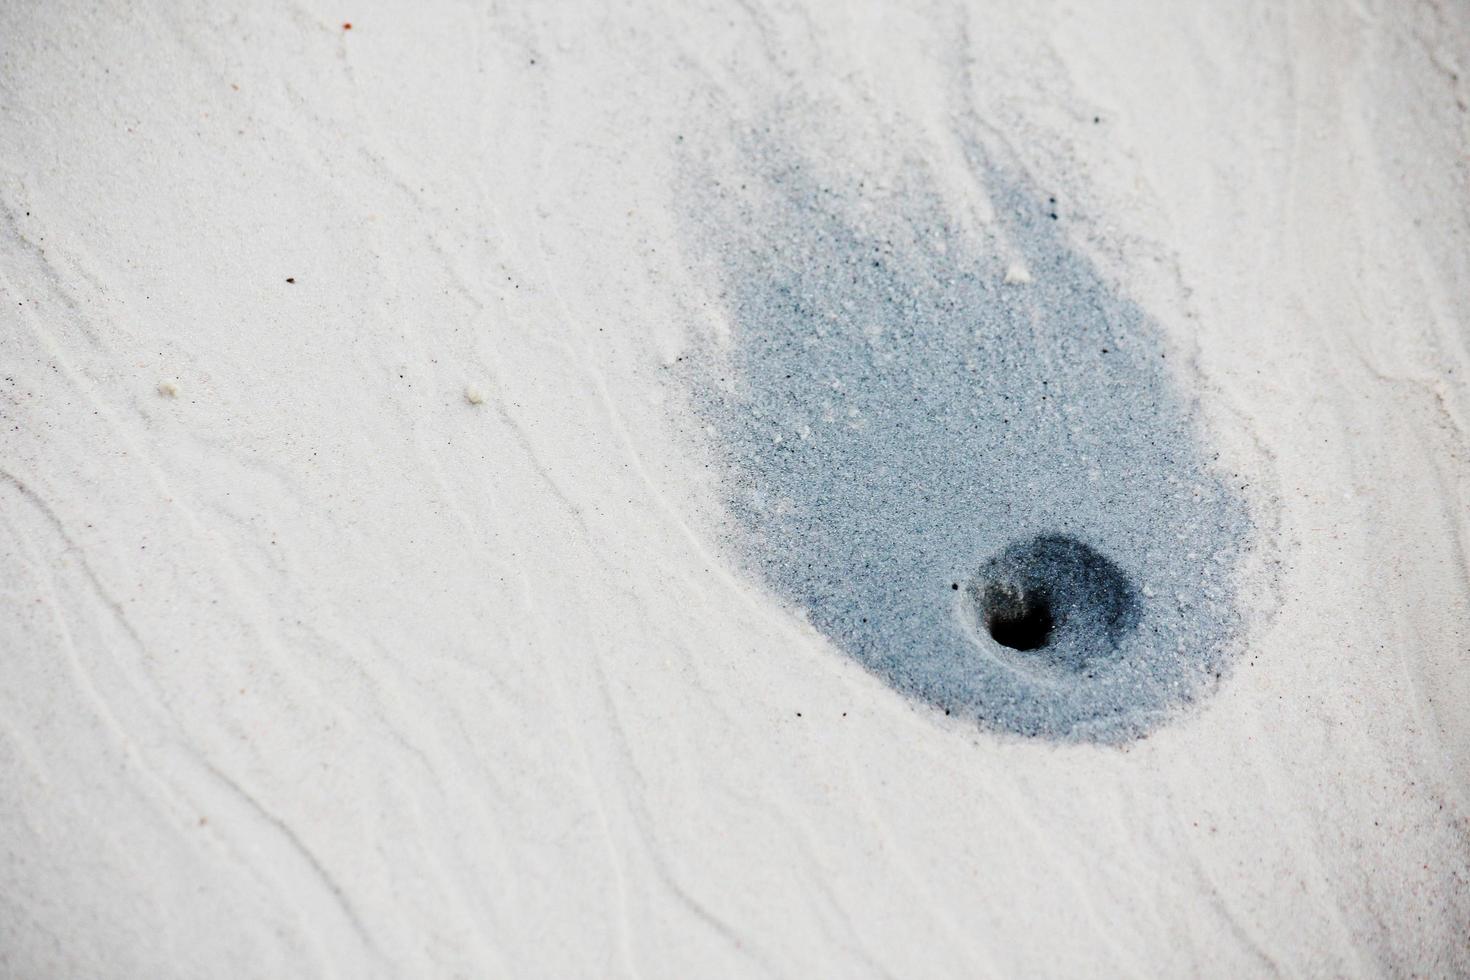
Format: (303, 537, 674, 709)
(967, 534, 1141, 671)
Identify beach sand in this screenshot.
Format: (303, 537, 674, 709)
(1, 1, 1467, 975)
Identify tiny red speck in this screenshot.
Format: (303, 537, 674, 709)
(343, 22, 352, 29)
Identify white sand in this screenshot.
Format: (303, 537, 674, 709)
(2, 1, 1467, 975)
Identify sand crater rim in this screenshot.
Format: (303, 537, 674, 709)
(970, 534, 1140, 671)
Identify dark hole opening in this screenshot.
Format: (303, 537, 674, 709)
(984, 586, 1055, 651)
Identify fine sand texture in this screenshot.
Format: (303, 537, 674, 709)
(2, 1, 1468, 976)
